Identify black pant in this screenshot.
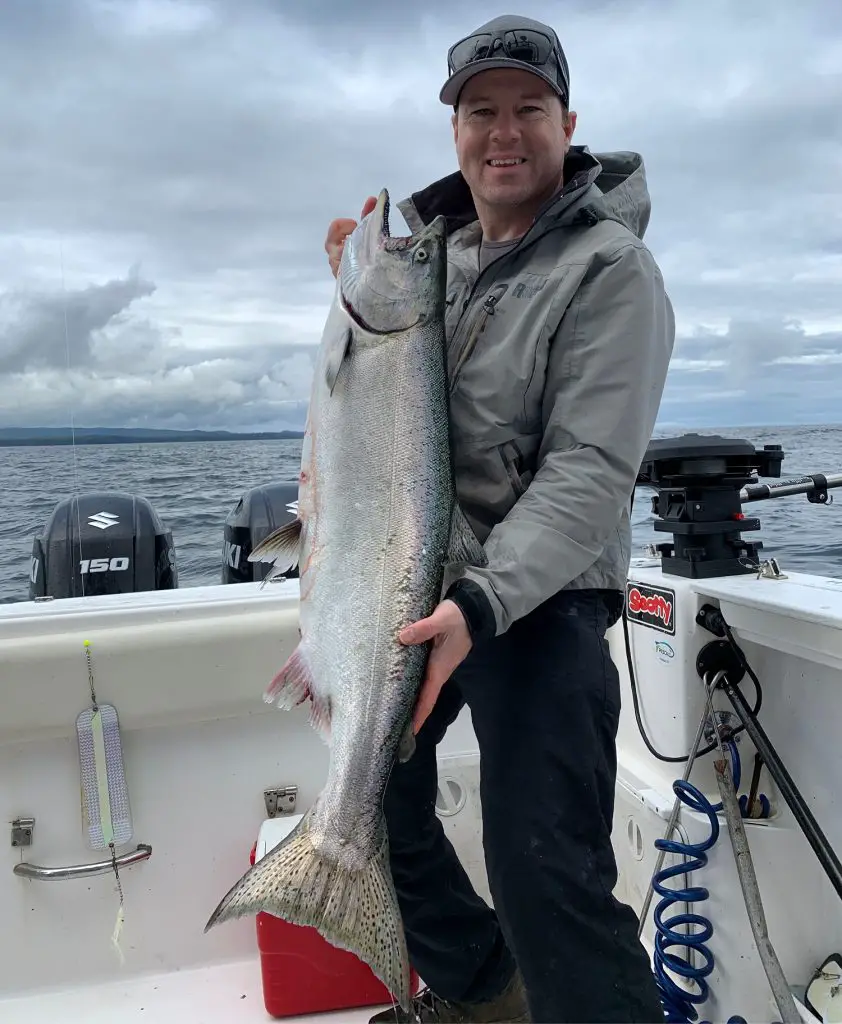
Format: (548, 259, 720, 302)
(383, 588, 665, 1023)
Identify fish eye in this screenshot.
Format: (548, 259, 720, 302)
(413, 247, 429, 263)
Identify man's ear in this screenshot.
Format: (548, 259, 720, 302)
(564, 109, 577, 143)
(451, 109, 458, 143)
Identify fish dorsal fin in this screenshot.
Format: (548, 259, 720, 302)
(325, 326, 353, 395)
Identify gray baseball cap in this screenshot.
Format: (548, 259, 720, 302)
(440, 15, 570, 108)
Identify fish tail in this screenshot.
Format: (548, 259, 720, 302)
(204, 808, 411, 1011)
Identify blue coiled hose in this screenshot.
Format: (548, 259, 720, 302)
(652, 741, 750, 1024)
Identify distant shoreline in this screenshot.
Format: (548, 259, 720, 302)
(2, 421, 837, 449)
(0, 428, 305, 447)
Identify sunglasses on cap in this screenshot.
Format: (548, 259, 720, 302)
(448, 26, 565, 75)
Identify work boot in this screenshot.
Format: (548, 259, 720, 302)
(368, 969, 530, 1023)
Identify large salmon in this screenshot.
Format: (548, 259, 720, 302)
(204, 189, 485, 1009)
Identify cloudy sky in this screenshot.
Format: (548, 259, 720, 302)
(0, 0, 840, 432)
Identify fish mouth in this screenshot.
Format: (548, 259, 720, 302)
(339, 188, 445, 335)
(374, 189, 412, 253)
(342, 294, 410, 336)
(376, 189, 392, 241)
(374, 188, 440, 254)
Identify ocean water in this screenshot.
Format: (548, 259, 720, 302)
(0, 423, 840, 605)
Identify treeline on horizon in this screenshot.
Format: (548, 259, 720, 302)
(0, 426, 305, 447)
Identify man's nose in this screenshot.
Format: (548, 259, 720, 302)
(489, 113, 521, 143)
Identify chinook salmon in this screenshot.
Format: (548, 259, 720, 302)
(204, 189, 486, 1009)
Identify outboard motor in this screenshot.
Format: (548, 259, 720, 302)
(222, 481, 300, 584)
(29, 491, 177, 599)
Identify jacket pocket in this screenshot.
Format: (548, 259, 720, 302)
(498, 436, 538, 499)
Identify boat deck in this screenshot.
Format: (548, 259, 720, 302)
(0, 958, 392, 1023)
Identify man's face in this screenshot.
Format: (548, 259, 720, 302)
(452, 68, 575, 211)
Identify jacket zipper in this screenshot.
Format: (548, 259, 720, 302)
(449, 294, 499, 389)
(447, 243, 533, 390)
(446, 180, 594, 387)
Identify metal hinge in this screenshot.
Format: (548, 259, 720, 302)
(10, 817, 35, 848)
(264, 786, 297, 818)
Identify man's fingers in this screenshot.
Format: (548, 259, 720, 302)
(412, 672, 445, 734)
(325, 199, 377, 278)
(326, 216, 359, 249)
(325, 218, 358, 273)
(412, 704, 431, 734)
(399, 614, 438, 645)
(326, 200, 376, 256)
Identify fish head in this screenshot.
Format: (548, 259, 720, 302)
(339, 189, 447, 335)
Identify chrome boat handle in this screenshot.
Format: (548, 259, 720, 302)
(13, 843, 152, 881)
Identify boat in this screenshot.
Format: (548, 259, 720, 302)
(1, 431, 841, 1023)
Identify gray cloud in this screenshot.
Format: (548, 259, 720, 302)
(0, 270, 315, 431)
(659, 319, 842, 429)
(0, 267, 155, 373)
(0, 0, 840, 431)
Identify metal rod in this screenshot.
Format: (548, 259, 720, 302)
(13, 843, 152, 881)
(702, 680, 801, 1023)
(745, 752, 764, 818)
(740, 472, 842, 503)
(718, 677, 842, 902)
(712, 753, 800, 1022)
(637, 670, 729, 939)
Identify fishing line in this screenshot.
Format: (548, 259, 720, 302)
(59, 237, 85, 598)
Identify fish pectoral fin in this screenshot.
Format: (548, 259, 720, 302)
(325, 325, 353, 395)
(263, 644, 331, 742)
(204, 810, 413, 1013)
(248, 518, 302, 579)
(445, 503, 488, 568)
(396, 722, 416, 764)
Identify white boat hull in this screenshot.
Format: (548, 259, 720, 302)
(614, 559, 842, 1023)
(2, 559, 841, 1021)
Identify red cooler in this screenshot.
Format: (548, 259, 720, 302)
(250, 814, 419, 1018)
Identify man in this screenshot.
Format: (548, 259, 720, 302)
(325, 15, 674, 1023)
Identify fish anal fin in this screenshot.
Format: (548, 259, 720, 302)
(307, 693, 332, 743)
(263, 644, 311, 709)
(263, 645, 331, 742)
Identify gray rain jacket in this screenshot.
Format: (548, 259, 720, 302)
(397, 145, 675, 639)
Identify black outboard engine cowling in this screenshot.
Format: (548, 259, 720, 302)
(222, 482, 300, 584)
(29, 491, 177, 599)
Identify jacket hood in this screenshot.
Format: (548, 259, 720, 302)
(585, 149, 652, 239)
(399, 145, 652, 242)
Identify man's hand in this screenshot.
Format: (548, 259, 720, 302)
(400, 599, 473, 734)
(325, 196, 377, 278)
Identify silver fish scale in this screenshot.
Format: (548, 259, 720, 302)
(302, 314, 453, 867)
